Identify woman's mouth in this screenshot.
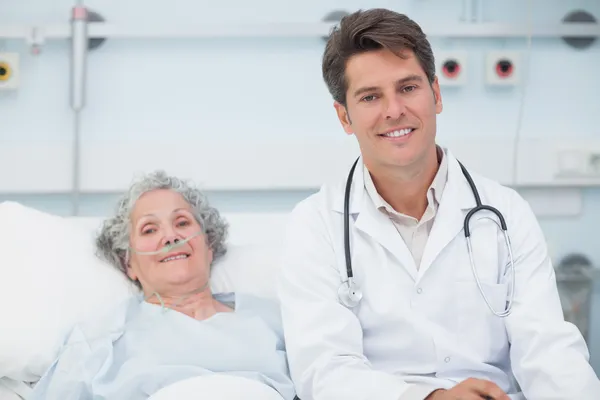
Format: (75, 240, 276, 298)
(160, 253, 190, 263)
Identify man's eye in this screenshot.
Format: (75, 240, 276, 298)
(362, 95, 377, 102)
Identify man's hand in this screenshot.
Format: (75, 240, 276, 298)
(425, 378, 510, 400)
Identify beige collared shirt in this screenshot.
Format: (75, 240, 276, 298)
(363, 148, 449, 270)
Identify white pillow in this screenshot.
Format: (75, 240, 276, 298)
(0, 385, 24, 400)
(0, 202, 136, 383)
(210, 243, 282, 299)
(0, 377, 32, 399)
(66, 216, 284, 299)
(0, 202, 284, 385)
(149, 375, 285, 400)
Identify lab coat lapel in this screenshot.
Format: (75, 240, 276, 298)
(418, 154, 475, 278)
(331, 157, 418, 281)
(355, 193, 418, 281)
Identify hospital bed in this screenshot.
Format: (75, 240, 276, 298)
(0, 201, 293, 400)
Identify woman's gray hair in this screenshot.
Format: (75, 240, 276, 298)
(96, 170, 228, 286)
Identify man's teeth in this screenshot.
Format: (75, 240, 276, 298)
(161, 254, 189, 262)
(382, 128, 413, 137)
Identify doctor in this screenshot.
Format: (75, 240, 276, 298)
(278, 8, 600, 400)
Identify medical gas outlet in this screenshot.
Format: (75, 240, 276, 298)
(436, 52, 468, 86)
(0, 53, 19, 90)
(486, 51, 521, 86)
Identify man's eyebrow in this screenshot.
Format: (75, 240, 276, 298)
(353, 86, 380, 98)
(352, 75, 424, 98)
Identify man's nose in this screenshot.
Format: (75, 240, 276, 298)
(384, 97, 407, 120)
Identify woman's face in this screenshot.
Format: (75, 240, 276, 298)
(127, 189, 213, 297)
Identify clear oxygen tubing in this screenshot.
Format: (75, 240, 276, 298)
(129, 230, 203, 256)
(127, 230, 210, 312)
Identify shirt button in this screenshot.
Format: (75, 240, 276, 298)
(444, 357, 451, 363)
(416, 288, 423, 294)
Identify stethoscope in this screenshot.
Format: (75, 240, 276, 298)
(338, 157, 516, 318)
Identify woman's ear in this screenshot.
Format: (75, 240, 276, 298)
(207, 248, 214, 265)
(121, 253, 138, 281)
(126, 262, 138, 281)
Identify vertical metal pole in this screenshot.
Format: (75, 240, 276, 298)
(462, 0, 473, 22)
(462, 0, 480, 23)
(476, 0, 484, 23)
(70, 3, 88, 215)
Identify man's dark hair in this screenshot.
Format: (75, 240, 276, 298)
(322, 8, 436, 106)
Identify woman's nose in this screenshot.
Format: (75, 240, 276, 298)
(161, 234, 181, 247)
(164, 237, 180, 245)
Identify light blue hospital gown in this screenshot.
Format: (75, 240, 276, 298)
(29, 292, 296, 400)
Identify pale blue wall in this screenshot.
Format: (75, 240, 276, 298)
(2, 0, 600, 374)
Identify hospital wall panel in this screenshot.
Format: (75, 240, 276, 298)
(1, 4, 598, 247)
(0, 137, 590, 218)
(1, 0, 600, 373)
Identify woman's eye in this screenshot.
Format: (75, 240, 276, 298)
(142, 227, 155, 235)
(177, 220, 190, 227)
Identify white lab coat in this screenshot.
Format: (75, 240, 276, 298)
(278, 150, 600, 400)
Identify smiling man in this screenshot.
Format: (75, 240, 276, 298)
(277, 8, 600, 400)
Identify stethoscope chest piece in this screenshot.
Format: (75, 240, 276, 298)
(339, 156, 514, 317)
(338, 278, 363, 308)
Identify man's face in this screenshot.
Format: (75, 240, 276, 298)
(334, 48, 443, 171)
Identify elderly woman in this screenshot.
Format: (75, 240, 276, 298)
(29, 171, 296, 400)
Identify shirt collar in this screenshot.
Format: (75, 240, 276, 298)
(363, 146, 449, 215)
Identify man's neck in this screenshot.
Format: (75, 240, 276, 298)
(367, 147, 440, 219)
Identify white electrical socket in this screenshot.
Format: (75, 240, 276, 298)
(436, 51, 468, 86)
(0, 52, 20, 90)
(556, 150, 588, 176)
(556, 149, 600, 178)
(486, 51, 521, 86)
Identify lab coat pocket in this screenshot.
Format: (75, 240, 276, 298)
(455, 281, 509, 362)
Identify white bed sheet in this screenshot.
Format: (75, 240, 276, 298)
(149, 374, 285, 400)
(1, 211, 294, 399)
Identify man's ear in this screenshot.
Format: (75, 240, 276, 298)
(432, 76, 443, 114)
(334, 101, 354, 135)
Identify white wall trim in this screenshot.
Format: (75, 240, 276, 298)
(2, 22, 598, 41)
(0, 142, 74, 194)
(1, 137, 600, 194)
